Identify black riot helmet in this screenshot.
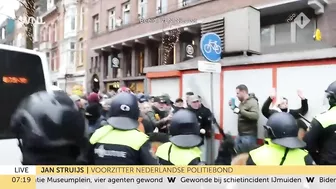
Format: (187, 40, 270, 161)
(107, 92, 140, 130)
(169, 109, 202, 148)
(264, 112, 306, 149)
(10, 91, 87, 150)
(325, 80, 336, 106)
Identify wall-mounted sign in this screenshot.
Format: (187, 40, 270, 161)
(111, 57, 120, 68)
(186, 44, 195, 58)
(2, 76, 28, 84)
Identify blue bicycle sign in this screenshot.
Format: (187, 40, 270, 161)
(200, 32, 222, 62)
(204, 40, 221, 54)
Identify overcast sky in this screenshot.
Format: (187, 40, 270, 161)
(0, 0, 20, 23)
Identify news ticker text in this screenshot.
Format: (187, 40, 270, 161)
(1, 166, 335, 188)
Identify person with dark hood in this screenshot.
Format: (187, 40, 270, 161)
(10, 91, 89, 165)
(85, 92, 104, 135)
(262, 88, 308, 119)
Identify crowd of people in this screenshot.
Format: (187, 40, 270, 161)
(9, 80, 336, 165)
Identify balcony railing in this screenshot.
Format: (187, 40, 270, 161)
(39, 41, 52, 51)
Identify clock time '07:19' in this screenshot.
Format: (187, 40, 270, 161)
(12, 176, 32, 183)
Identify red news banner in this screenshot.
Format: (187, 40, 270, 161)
(2, 166, 336, 189)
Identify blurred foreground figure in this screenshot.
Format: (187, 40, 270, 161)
(304, 80, 336, 165)
(10, 91, 89, 165)
(155, 109, 203, 165)
(89, 92, 158, 165)
(231, 113, 315, 165)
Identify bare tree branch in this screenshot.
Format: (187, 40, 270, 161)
(18, 0, 29, 10)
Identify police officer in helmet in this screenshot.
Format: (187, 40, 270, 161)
(303, 80, 336, 165)
(10, 91, 89, 165)
(89, 92, 158, 165)
(155, 109, 203, 165)
(233, 112, 315, 165)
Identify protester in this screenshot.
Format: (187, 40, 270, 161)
(229, 84, 259, 148)
(262, 88, 308, 119)
(185, 91, 194, 106)
(70, 94, 85, 115)
(173, 98, 184, 113)
(187, 95, 212, 141)
(149, 96, 172, 133)
(100, 98, 112, 118)
(139, 101, 155, 134)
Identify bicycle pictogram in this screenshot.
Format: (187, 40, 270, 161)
(204, 40, 221, 54)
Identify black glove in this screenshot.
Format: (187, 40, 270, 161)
(215, 133, 236, 165)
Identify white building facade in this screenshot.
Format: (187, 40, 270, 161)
(58, 0, 85, 92)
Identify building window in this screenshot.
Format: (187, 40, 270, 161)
(275, 23, 291, 45)
(138, 0, 147, 19)
(122, 3, 130, 25)
(156, 0, 167, 14)
(51, 51, 56, 71)
(79, 6, 84, 30)
(70, 42, 75, 64)
(54, 21, 57, 41)
(71, 16, 76, 31)
(139, 51, 144, 74)
(52, 24, 55, 42)
(79, 39, 84, 66)
(46, 27, 49, 41)
(40, 28, 44, 41)
(49, 25, 53, 41)
(33, 24, 39, 42)
(261, 18, 316, 47)
(261, 26, 272, 46)
(108, 8, 115, 31)
(93, 14, 99, 33)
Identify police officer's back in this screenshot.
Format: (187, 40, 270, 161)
(243, 113, 315, 165)
(89, 92, 158, 165)
(10, 91, 89, 165)
(155, 109, 203, 165)
(304, 81, 336, 165)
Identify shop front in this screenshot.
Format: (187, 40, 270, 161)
(105, 78, 145, 93)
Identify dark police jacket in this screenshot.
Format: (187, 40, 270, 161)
(89, 125, 158, 165)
